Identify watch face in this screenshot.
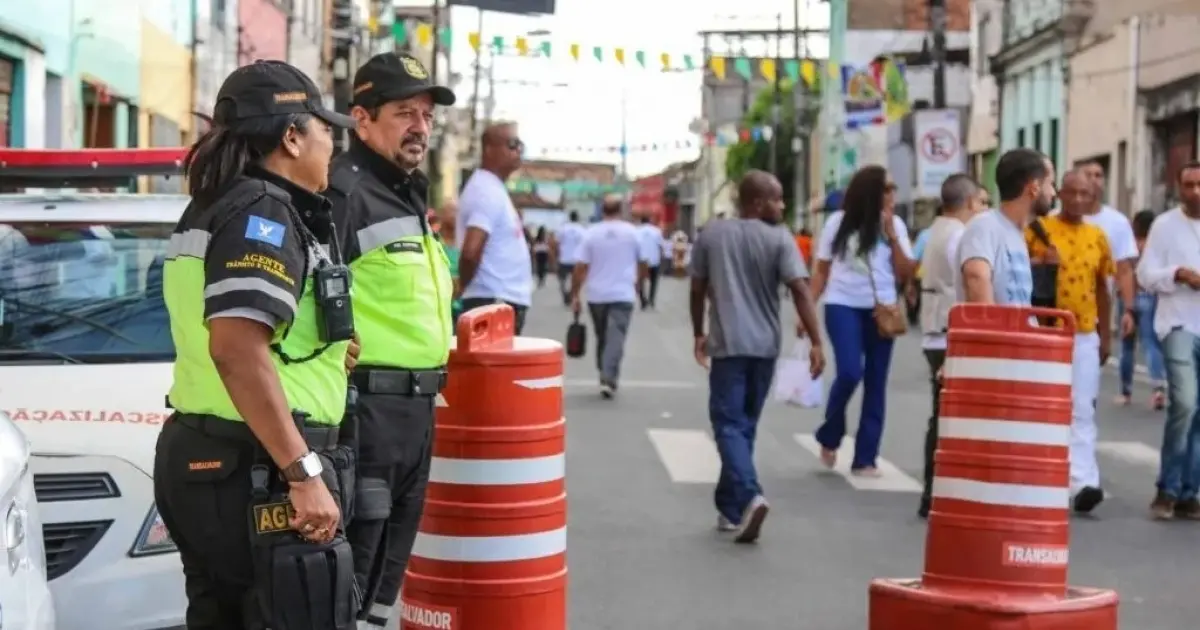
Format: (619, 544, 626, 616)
(300, 453, 322, 477)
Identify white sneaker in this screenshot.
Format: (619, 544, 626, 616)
(716, 515, 738, 532)
(600, 383, 614, 399)
(734, 495, 769, 544)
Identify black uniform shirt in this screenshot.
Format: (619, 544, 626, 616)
(327, 136, 431, 265)
(201, 166, 332, 330)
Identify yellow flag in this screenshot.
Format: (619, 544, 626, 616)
(710, 56, 726, 80)
(569, 43, 580, 61)
(801, 60, 817, 87)
(515, 36, 529, 55)
(614, 48, 625, 65)
(415, 23, 432, 47)
(468, 32, 481, 52)
(759, 58, 776, 82)
(659, 52, 670, 71)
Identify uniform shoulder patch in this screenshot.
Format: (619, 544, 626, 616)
(246, 215, 286, 247)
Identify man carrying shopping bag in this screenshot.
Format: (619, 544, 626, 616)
(690, 170, 825, 544)
(772, 339, 824, 408)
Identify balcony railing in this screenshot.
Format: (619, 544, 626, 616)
(1001, 0, 1094, 47)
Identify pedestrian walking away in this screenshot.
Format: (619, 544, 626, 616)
(1136, 160, 1200, 521)
(570, 195, 647, 398)
(533, 226, 551, 287)
(323, 52, 457, 629)
(690, 169, 825, 544)
(1117, 210, 1166, 408)
(957, 148, 1052, 307)
(916, 174, 988, 518)
(809, 165, 916, 477)
(457, 122, 533, 333)
(1025, 169, 1114, 515)
(555, 211, 586, 305)
(636, 215, 663, 309)
(153, 60, 361, 630)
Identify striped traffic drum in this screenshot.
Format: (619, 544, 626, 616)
(924, 304, 1075, 596)
(401, 304, 567, 630)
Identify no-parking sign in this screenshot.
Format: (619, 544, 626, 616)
(914, 109, 965, 198)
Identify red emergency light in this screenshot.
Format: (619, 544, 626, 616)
(0, 147, 188, 190)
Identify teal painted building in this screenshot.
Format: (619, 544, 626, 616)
(0, 0, 147, 148)
(991, 0, 1081, 180)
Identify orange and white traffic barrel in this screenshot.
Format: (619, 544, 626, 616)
(868, 305, 1118, 629)
(401, 304, 567, 630)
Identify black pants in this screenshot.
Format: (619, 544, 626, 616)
(460, 297, 528, 335)
(347, 393, 435, 628)
(557, 263, 575, 305)
(639, 265, 660, 309)
(154, 415, 351, 630)
(921, 349, 946, 503)
(534, 252, 550, 286)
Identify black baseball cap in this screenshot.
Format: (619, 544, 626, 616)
(213, 60, 356, 129)
(352, 53, 456, 108)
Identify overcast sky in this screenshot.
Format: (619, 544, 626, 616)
(435, 0, 829, 177)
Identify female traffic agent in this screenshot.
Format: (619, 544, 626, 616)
(153, 60, 361, 630)
(809, 165, 916, 476)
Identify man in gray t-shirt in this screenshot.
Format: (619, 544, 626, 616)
(956, 209, 1033, 305)
(688, 170, 824, 544)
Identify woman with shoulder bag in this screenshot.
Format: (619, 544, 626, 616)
(808, 165, 917, 476)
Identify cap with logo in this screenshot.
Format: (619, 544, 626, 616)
(213, 60, 356, 129)
(352, 53, 457, 108)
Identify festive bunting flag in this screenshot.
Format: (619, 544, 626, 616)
(491, 35, 504, 51)
(709, 56, 726, 80)
(467, 32, 481, 52)
(634, 50, 646, 68)
(734, 58, 752, 81)
(683, 55, 694, 70)
(415, 23, 432, 47)
(515, 36, 529, 55)
(592, 46, 602, 62)
(784, 59, 799, 81)
(539, 41, 551, 57)
(760, 59, 776, 82)
(439, 27, 452, 50)
(659, 52, 670, 71)
(569, 43, 580, 60)
(614, 48, 625, 65)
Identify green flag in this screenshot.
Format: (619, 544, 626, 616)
(634, 50, 646, 67)
(438, 27, 452, 51)
(784, 59, 800, 81)
(592, 46, 603, 62)
(682, 54, 694, 70)
(391, 22, 406, 44)
(491, 35, 504, 52)
(734, 57, 752, 80)
(539, 41, 551, 57)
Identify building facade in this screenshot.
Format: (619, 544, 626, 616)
(1064, 2, 1198, 212)
(238, 0, 288, 65)
(966, 0, 1003, 198)
(193, 0, 241, 118)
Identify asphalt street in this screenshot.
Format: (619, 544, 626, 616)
(458, 275, 1198, 630)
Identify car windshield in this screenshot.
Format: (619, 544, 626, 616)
(0, 221, 174, 363)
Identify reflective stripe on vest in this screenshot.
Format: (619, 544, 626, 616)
(163, 229, 349, 426)
(352, 214, 453, 369)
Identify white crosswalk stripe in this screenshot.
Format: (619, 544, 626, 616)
(793, 434, 923, 492)
(643, 429, 1166, 492)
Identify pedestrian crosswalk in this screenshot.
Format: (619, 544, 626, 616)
(645, 428, 1164, 493)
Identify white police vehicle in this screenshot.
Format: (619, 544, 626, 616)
(0, 149, 188, 629)
(0, 408, 56, 629)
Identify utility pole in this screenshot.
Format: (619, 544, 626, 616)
(929, 0, 948, 109)
(792, 0, 807, 228)
(468, 9, 486, 163)
(331, 0, 355, 154)
(769, 13, 782, 176)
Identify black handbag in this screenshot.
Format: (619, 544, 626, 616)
(1029, 219, 1058, 310)
(565, 312, 587, 358)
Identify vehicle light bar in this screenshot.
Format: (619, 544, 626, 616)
(0, 148, 188, 189)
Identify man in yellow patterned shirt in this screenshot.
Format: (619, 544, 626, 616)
(1026, 169, 1115, 515)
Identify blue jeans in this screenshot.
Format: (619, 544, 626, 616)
(709, 356, 776, 523)
(1119, 293, 1166, 394)
(1158, 329, 1200, 500)
(815, 303, 896, 469)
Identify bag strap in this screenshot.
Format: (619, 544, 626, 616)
(862, 252, 883, 307)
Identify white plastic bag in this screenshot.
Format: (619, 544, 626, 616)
(772, 340, 824, 408)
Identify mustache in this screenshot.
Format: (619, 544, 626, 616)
(402, 133, 428, 148)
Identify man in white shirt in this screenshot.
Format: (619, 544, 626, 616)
(457, 122, 533, 333)
(917, 174, 987, 518)
(570, 196, 647, 398)
(1136, 160, 1200, 521)
(554, 211, 586, 306)
(635, 216, 664, 310)
(1078, 160, 1139, 345)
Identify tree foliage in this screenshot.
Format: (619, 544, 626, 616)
(725, 79, 821, 225)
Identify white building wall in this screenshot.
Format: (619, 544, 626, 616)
(192, 0, 240, 118)
(966, 0, 1001, 154)
(20, 48, 46, 148)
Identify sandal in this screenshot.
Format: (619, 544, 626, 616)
(820, 448, 837, 469)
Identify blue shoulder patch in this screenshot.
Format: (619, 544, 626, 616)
(245, 215, 286, 247)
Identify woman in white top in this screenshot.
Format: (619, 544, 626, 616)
(809, 165, 916, 476)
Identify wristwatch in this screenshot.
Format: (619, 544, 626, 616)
(281, 451, 324, 483)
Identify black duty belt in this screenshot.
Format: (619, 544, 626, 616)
(174, 413, 340, 449)
(352, 367, 447, 396)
